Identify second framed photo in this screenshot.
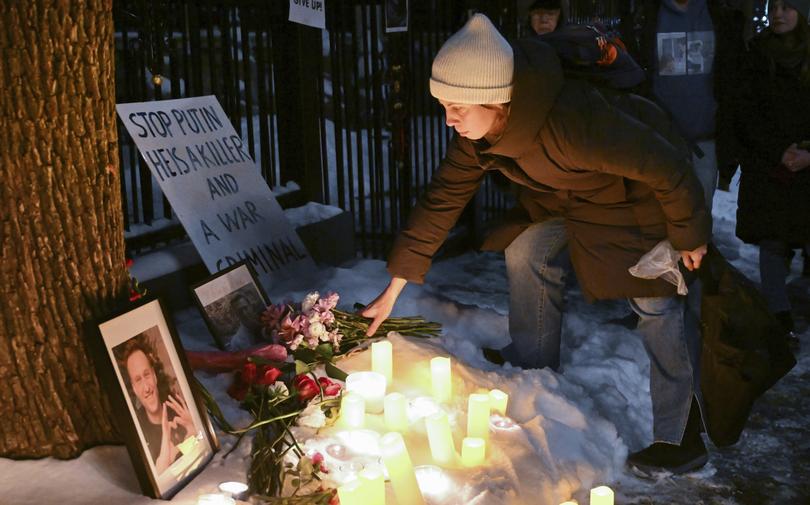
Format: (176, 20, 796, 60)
(191, 261, 269, 350)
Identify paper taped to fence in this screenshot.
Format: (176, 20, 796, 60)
(116, 95, 315, 290)
(289, 0, 325, 29)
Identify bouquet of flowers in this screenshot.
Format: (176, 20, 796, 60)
(193, 291, 440, 502)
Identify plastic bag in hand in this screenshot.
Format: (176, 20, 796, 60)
(628, 240, 688, 295)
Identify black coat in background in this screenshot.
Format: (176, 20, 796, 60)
(734, 32, 810, 246)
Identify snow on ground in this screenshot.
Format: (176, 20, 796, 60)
(1, 173, 808, 504)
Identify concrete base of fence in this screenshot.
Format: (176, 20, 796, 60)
(132, 210, 355, 312)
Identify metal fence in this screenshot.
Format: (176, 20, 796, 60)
(116, 0, 700, 258)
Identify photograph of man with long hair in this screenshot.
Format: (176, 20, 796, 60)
(113, 328, 196, 474)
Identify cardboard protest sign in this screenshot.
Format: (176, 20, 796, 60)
(116, 96, 315, 291)
(289, 0, 325, 29)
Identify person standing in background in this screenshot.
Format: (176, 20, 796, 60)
(528, 0, 564, 35)
(624, 0, 750, 209)
(733, 0, 810, 346)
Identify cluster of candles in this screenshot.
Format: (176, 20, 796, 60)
(335, 342, 615, 505)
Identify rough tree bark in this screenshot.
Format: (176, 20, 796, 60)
(0, 0, 130, 458)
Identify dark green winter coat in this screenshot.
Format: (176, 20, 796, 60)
(387, 37, 711, 301)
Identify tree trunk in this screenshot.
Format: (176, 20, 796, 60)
(0, 0, 129, 458)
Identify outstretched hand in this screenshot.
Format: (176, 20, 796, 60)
(360, 277, 407, 336)
(680, 244, 708, 271)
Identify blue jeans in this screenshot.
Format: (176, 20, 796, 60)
(502, 219, 701, 444)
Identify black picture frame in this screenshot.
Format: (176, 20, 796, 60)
(93, 296, 219, 500)
(190, 261, 270, 350)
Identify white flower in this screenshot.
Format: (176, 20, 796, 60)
(309, 321, 326, 340)
(302, 292, 320, 313)
(271, 381, 289, 397)
(288, 333, 304, 351)
(297, 402, 326, 428)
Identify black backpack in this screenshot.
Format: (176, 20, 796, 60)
(538, 24, 645, 90)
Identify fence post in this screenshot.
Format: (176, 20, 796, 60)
(387, 32, 411, 231)
(270, 3, 325, 203)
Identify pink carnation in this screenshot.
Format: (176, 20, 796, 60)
(261, 303, 288, 331)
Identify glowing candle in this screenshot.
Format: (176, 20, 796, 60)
(197, 495, 235, 505)
(380, 432, 425, 505)
(466, 393, 490, 444)
(415, 465, 453, 498)
(359, 466, 385, 505)
(341, 393, 366, 428)
(431, 357, 452, 404)
(425, 411, 457, 466)
(590, 486, 614, 505)
(337, 479, 366, 505)
(461, 437, 485, 467)
(385, 392, 409, 432)
(218, 481, 248, 499)
(488, 389, 509, 416)
(346, 371, 387, 413)
(371, 340, 393, 384)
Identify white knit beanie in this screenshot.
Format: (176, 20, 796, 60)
(430, 14, 513, 104)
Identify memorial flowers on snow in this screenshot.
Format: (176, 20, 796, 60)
(193, 290, 441, 502)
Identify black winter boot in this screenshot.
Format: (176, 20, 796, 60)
(627, 398, 708, 476)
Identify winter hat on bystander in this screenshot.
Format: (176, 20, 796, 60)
(430, 14, 514, 104)
(784, 0, 810, 19)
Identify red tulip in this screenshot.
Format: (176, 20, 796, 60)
(256, 366, 282, 385)
(241, 362, 258, 384)
(294, 374, 320, 402)
(318, 376, 342, 397)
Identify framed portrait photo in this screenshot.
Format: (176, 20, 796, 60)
(96, 298, 218, 499)
(191, 261, 269, 350)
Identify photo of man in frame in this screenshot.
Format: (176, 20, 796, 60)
(200, 282, 266, 350)
(113, 327, 197, 475)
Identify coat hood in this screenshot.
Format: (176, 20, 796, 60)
(482, 37, 564, 158)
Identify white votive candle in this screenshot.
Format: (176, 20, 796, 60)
(346, 371, 387, 413)
(430, 357, 452, 404)
(337, 479, 366, 505)
(590, 485, 614, 505)
(467, 393, 490, 444)
(197, 494, 235, 505)
(371, 340, 393, 384)
(359, 466, 385, 505)
(380, 432, 425, 505)
(461, 437, 485, 467)
(385, 392, 409, 432)
(341, 393, 366, 428)
(425, 411, 457, 467)
(489, 389, 509, 416)
(559, 501, 578, 505)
